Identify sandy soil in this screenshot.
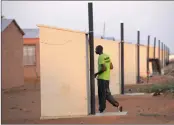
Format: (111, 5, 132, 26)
(2, 82, 174, 124)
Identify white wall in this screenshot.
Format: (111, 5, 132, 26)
(124, 43, 137, 84)
(140, 45, 147, 77)
(39, 25, 89, 119)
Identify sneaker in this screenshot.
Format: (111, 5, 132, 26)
(99, 110, 104, 113)
(118, 106, 123, 112)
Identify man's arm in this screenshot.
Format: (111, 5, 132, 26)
(95, 64, 106, 77)
(110, 62, 113, 70)
(95, 56, 106, 78)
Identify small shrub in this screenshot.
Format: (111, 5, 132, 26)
(146, 82, 174, 93)
(135, 82, 174, 93)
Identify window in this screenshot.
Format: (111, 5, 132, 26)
(23, 45, 36, 66)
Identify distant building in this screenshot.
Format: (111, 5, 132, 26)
(23, 29, 40, 80)
(169, 54, 174, 63)
(1, 18, 24, 89)
(101, 36, 115, 41)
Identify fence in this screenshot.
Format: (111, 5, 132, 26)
(38, 2, 170, 119)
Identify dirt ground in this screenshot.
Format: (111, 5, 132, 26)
(2, 80, 174, 124)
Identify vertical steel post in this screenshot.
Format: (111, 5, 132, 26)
(120, 23, 124, 94)
(161, 42, 164, 68)
(168, 47, 169, 63)
(164, 44, 166, 66)
(158, 40, 161, 74)
(154, 37, 156, 59)
(137, 31, 140, 83)
(147, 35, 150, 83)
(158, 40, 160, 62)
(169, 48, 170, 63)
(88, 2, 95, 115)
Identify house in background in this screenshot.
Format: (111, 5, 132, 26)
(101, 36, 115, 41)
(169, 54, 174, 63)
(1, 18, 25, 89)
(23, 29, 40, 80)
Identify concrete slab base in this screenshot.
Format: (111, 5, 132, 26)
(40, 115, 87, 120)
(40, 111, 128, 120)
(95, 111, 128, 116)
(124, 93, 145, 96)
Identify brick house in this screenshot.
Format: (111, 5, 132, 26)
(23, 29, 40, 80)
(1, 18, 25, 89)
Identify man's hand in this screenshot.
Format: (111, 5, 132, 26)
(94, 73, 98, 78)
(94, 64, 106, 78)
(110, 62, 113, 70)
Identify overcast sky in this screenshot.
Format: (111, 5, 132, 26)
(2, 1, 174, 53)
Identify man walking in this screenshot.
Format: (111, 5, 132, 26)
(94, 45, 122, 113)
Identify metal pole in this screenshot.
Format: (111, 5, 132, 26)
(165, 46, 167, 66)
(120, 22, 124, 94)
(161, 42, 164, 68)
(164, 44, 166, 66)
(167, 47, 168, 63)
(158, 40, 161, 74)
(147, 35, 150, 83)
(166, 46, 167, 64)
(169, 48, 170, 63)
(88, 2, 95, 115)
(166, 46, 168, 65)
(158, 40, 160, 61)
(166, 46, 169, 65)
(167, 46, 168, 64)
(167, 47, 169, 64)
(154, 37, 156, 59)
(168, 47, 169, 63)
(137, 30, 140, 83)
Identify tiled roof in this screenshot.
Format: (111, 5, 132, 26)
(1, 19, 13, 32)
(23, 29, 39, 38)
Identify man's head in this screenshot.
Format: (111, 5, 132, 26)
(95, 45, 103, 55)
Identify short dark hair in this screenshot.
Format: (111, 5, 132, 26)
(96, 45, 103, 51)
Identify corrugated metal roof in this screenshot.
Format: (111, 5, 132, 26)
(1, 19, 13, 32)
(23, 29, 39, 38)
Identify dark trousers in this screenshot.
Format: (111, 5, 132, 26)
(97, 79, 119, 112)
